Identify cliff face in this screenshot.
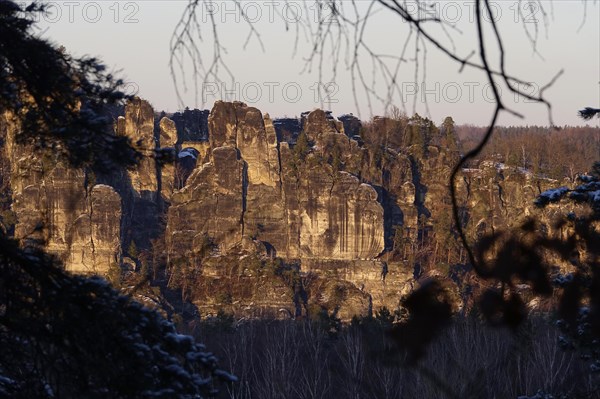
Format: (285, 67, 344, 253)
(166, 102, 385, 264)
(121, 98, 157, 195)
(1, 99, 576, 320)
(460, 161, 558, 237)
(2, 111, 122, 274)
(168, 146, 245, 255)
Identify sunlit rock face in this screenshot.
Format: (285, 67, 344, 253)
(281, 109, 385, 260)
(121, 97, 157, 196)
(159, 116, 178, 200)
(168, 101, 286, 259)
(303, 109, 344, 142)
(167, 146, 245, 256)
(288, 168, 384, 260)
(85, 185, 122, 273)
(2, 98, 582, 319)
(49, 182, 122, 275)
(163, 102, 390, 319)
(166, 101, 385, 264)
(459, 160, 557, 236)
(2, 110, 122, 274)
(301, 259, 414, 315)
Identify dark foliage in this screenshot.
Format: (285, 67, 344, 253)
(388, 280, 453, 363)
(578, 107, 600, 121)
(0, 234, 233, 398)
(0, 1, 233, 396)
(0, 0, 139, 172)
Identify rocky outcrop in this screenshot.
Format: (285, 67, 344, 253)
(1, 98, 582, 320)
(163, 103, 391, 318)
(167, 102, 385, 264)
(86, 185, 122, 273)
(168, 146, 245, 257)
(159, 116, 178, 200)
(460, 161, 556, 236)
(121, 98, 157, 196)
(3, 110, 122, 274)
(302, 259, 414, 315)
(285, 167, 385, 260)
(303, 109, 344, 142)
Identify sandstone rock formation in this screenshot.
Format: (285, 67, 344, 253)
(3, 111, 122, 274)
(121, 97, 157, 196)
(1, 98, 581, 320)
(167, 102, 385, 264)
(168, 145, 245, 256)
(460, 160, 557, 236)
(159, 116, 178, 200)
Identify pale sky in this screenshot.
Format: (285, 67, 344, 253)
(34, 0, 600, 126)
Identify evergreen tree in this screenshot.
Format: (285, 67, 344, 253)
(0, 2, 233, 396)
(293, 131, 310, 161)
(441, 116, 458, 151)
(0, 1, 139, 172)
(406, 114, 425, 155)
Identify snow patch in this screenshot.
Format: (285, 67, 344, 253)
(178, 148, 198, 160)
(578, 174, 595, 183)
(535, 186, 569, 206)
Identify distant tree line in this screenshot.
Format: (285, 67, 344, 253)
(458, 125, 600, 180)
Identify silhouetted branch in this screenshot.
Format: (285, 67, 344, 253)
(579, 107, 600, 120)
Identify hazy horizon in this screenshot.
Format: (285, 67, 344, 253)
(35, 0, 599, 127)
